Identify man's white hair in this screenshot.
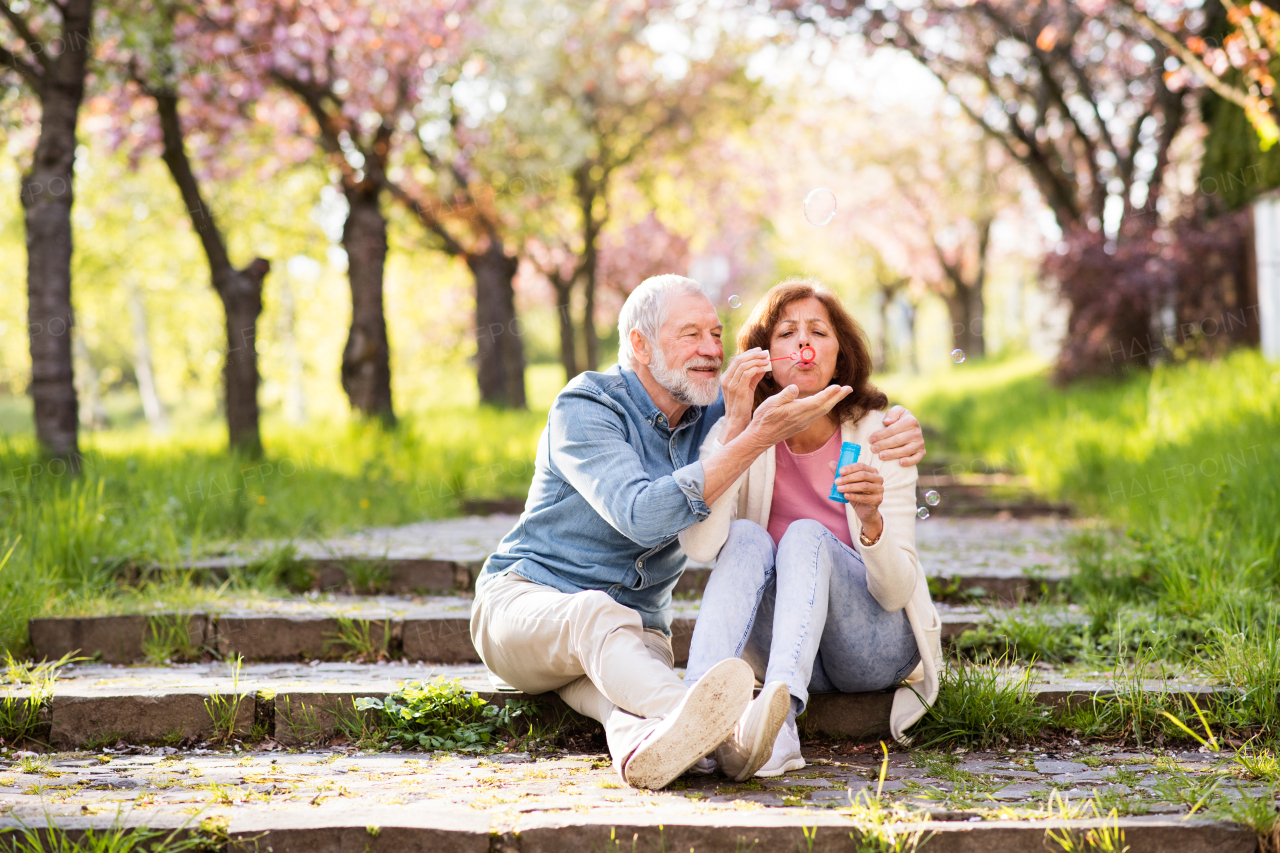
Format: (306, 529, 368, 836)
(617, 274, 707, 370)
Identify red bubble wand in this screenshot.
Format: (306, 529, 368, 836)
(770, 346, 816, 363)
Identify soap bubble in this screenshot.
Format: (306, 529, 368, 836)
(925, 490, 941, 506)
(728, 295, 741, 309)
(950, 349, 966, 363)
(804, 188, 837, 226)
(916, 507, 930, 520)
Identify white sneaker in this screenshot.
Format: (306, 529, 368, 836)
(753, 709, 804, 777)
(621, 658, 753, 790)
(714, 681, 790, 782)
(688, 756, 718, 775)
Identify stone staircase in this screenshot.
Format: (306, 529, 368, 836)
(4, 514, 1277, 850)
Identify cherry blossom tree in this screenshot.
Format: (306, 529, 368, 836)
(789, 0, 1237, 377)
(1, 0, 98, 459)
(1122, 0, 1279, 148)
(207, 0, 476, 419)
(795, 0, 1191, 235)
(384, 69, 539, 409)
(855, 121, 1031, 359)
(103, 0, 305, 455)
(518, 0, 762, 375)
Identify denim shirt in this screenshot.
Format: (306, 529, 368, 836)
(477, 365, 726, 635)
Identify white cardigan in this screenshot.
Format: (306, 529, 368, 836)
(679, 411, 943, 743)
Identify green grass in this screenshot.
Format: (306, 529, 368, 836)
(0, 813, 217, 853)
(0, 404, 549, 654)
(883, 350, 1279, 525)
(892, 349, 1280, 739)
(908, 656, 1050, 749)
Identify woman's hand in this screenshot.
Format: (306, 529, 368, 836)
(746, 383, 852, 448)
(719, 347, 772, 444)
(829, 460, 884, 539)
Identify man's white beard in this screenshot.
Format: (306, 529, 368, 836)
(651, 345, 722, 407)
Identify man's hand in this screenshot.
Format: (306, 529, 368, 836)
(746, 383, 852, 448)
(719, 348, 771, 444)
(868, 405, 926, 467)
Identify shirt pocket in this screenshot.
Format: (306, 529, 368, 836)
(629, 536, 680, 589)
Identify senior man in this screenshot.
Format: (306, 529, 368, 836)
(470, 275, 925, 789)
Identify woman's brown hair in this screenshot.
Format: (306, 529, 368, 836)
(737, 277, 888, 425)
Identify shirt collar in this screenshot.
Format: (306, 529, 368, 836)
(619, 366, 704, 431)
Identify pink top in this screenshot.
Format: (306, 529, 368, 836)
(766, 429, 855, 548)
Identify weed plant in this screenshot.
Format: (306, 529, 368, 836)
(1214, 786, 1280, 853)
(202, 656, 247, 744)
(0, 821, 210, 853)
(142, 615, 201, 665)
(354, 679, 533, 751)
(0, 652, 81, 748)
(323, 617, 389, 662)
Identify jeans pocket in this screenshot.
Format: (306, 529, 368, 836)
(892, 651, 922, 684)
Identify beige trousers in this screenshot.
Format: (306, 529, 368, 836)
(470, 570, 689, 774)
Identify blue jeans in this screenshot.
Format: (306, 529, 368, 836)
(686, 519, 920, 713)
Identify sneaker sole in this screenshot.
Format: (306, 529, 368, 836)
(624, 659, 752, 790)
(754, 755, 805, 778)
(730, 681, 791, 781)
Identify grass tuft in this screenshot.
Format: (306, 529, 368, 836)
(909, 658, 1048, 749)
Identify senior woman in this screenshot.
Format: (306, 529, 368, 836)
(681, 278, 943, 778)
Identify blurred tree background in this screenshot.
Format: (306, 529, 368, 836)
(3, 0, 1280, 653)
(0, 0, 1272, 453)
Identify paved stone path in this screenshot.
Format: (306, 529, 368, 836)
(8, 515, 1276, 850)
(0, 744, 1271, 852)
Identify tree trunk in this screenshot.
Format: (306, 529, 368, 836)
(221, 262, 268, 455)
(20, 0, 95, 462)
(966, 279, 985, 358)
(551, 276, 578, 380)
(902, 300, 919, 375)
(278, 275, 306, 424)
(581, 263, 599, 373)
(576, 165, 603, 372)
(340, 182, 395, 424)
(874, 286, 893, 372)
(153, 89, 268, 455)
(468, 241, 526, 408)
(945, 283, 985, 359)
(72, 333, 106, 430)
(124, 277, 169, 433)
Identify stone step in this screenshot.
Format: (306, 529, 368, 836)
(28, 600, 1007, 666)
(0, 661, 1225, 749)
(915, 478, 1075, 519)
(135, 516, 1073, 604)
(0, 808, 1257, 853)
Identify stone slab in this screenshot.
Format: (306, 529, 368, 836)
(217, 615, 390, 662)
(29, 605, 984, 666)
(47, 692, 254, 748)
(0, 815, 1256, 853)
(2, 662, 1236, 749)
(29, 615, 209, 665)
(152, 517, 1072, 602)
